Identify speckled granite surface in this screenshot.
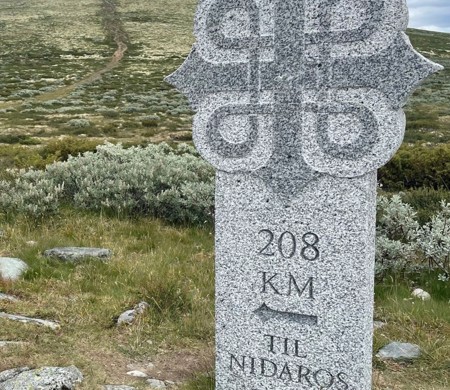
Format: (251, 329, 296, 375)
(167, 0, 442, 388)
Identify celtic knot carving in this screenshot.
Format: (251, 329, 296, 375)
(167, 0, 442, 195)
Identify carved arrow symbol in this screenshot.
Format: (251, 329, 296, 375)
(253, 303, 318, 326)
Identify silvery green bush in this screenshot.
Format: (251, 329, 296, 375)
(0, 172, 63, 219)
(0, 143, 214, 225)
(416, 201, 450, 275)
(376, 194, 450, 278)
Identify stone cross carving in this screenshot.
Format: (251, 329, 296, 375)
(167, 1, 442, 389)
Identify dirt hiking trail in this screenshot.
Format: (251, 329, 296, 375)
(2, 0, 128, 109)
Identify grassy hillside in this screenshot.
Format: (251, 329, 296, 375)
(0, 0, 196, 146)
(0, 1, 449, 150)
(406, 29, 450, 144)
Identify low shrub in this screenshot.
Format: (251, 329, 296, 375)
(39, 137, 100, 162)
(0, 143, 215, 225)
(98, 108, 119, 118)
(66, 118, 92, 128)
(11, 89, 40, 98)
(100, 123, 118, 135)
(399, 188, 450, 224)
(0, 134, 40, 145)
(122, 104, 145, 113)
(376, 194, 450, 279)
(141, 115, 160, 127)
(379, 143, 450, 190)
(0, 137, 101, 171)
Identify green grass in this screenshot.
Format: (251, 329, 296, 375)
(373, 273, 450, 390)
(183, 373, 215, 390)
(0, 0, 194, 147)
(0, 210, 214, 389)
(405, 29, 450, 144)
(399, 188, 450, 224)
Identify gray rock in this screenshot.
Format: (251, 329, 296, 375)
(0, 366, 83, 389)
(412, 288, 431, 301)
(0, 312, 60, 330)
(117, 310, 135, 325)
(377, 342, 421, 360)
(43, 247, 112, 262)
(0, 341, 26, 348)
(147, 379, 166, 389)
(166, 0, 441, 389)
(104, 386, 136, 390)
(117, 302, 150, 325)
(0, 293, 18, 302)
(126, 370, 147, 378)
(0, 367, 30, 383)
(0, 258, 28, 281)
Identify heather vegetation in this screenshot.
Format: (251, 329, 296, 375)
(0, 1, 449, 389)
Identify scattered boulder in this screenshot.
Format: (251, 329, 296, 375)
(43, 247, 112, 262)
(117, 302, 150, 325)
(147, 379, 166, 389)
(412, 288, 431, 301)
(0, 312, 60, 330)
(376, 342, 421, 361)
(0, 367, 30, 383)
(0, 293, 18, 302)
(126, 370, 147, 378)
(0, 366, 83, 389)
(0, 258, 28, 281)
(104, 386, 136, 390)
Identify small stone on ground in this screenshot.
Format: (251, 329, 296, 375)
(376, 341, 421, 360)
(0, 367, 30, 383)
(0, 293, 18, 302)
(0, 258, 28, 281)
(0, 366, 83, 389)
(126, 370, 147, 378)
(0, 312, 60, 330)
(43, 247, 112, 262)
(117, 302, 150, 325)
(0, 341, 25, 348)
(412, 288, 431, 301)
(147, 378, 166, 389)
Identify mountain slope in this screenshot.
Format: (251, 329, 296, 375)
(0, 1, 448, 146)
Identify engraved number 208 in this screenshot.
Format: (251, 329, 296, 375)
(258, 230, 320, 261)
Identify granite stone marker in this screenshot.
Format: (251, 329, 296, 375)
(167, 1, 442, 389)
